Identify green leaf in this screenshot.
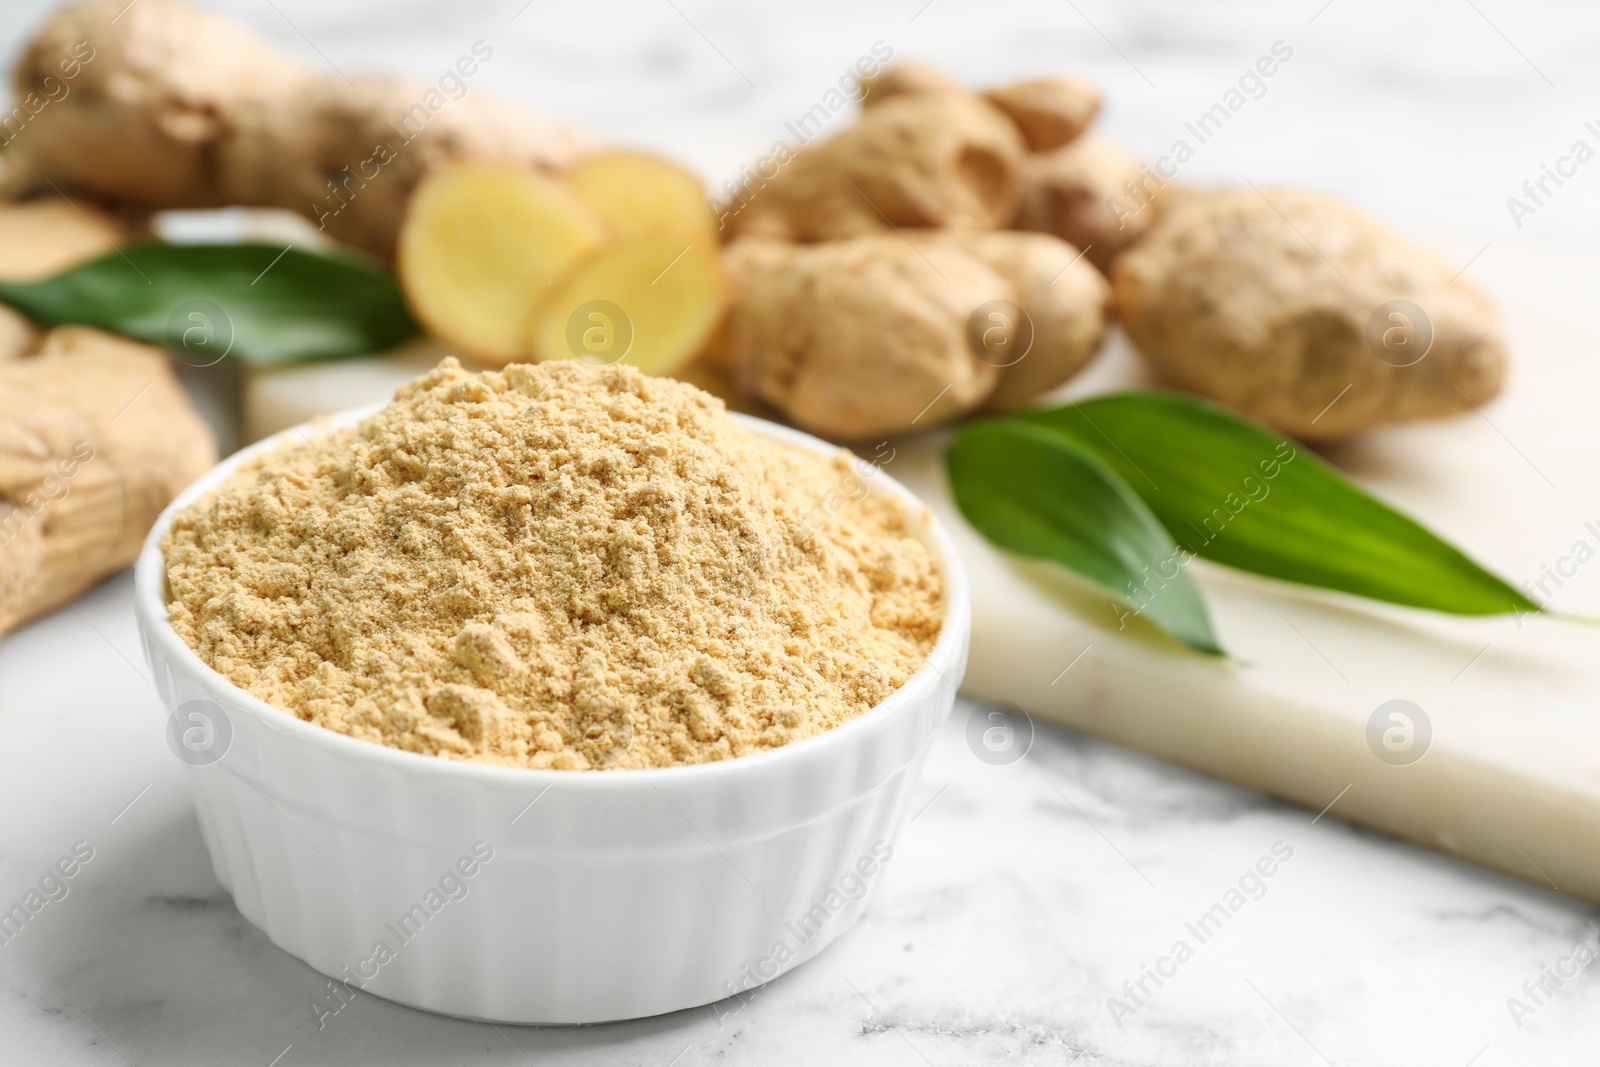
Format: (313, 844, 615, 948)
(0, 241, 420, 365)
(947, 419, 1224, 656)
(1021, 391, 1537, 616)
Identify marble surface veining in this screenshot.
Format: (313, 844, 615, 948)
(3, 2, 1600, 1064)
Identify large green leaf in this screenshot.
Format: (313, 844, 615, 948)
(0, 241, 420, 365)
(1022, 391, 1536, 616)
(947, 419, 1223, 655)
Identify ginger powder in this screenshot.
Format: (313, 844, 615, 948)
(163, 359, 943, 769)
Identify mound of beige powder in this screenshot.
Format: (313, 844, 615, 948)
(163, 358, 943, 769)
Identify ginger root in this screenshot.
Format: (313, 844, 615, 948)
(1012, 134, 1161, 273)
(1112, 187, 1507, 440)
(981, 75, 1101, 152)
(0, 196, 135, 282)
(724, 89, 1026, 242)
(0, 196, 138, 360)
(717, 237, 1006, 439)
(916, 231, 1111, 411)
(724, 57, 1138, 276)
(860, 62, 1100, 152)
(0, 327, 215, 636)
(1, 0, 595, 260)
(0, 308, 33, 365)
(715, 232, 1109, 438)
(859, 59, 964, 106)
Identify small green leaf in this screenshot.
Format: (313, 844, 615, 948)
(0, 241, 420, 365)
(947, 419, 1224, 656)
(1022, 391, 1537, 617)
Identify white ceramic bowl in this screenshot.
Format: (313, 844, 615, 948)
(133, 405, 969, 1024)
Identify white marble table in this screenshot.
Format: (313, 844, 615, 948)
(4, 1, 1600, 1063)
(5, 574, 1600, 1066)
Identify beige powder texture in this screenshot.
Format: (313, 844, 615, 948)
(163, 358, 943, 769)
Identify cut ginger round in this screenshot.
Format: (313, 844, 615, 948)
(397, 161, 605, 365)
(566, 152, 718, 243)
(530, 236, 725, 376)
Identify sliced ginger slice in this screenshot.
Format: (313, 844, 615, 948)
(398, 161, 605, 366)
(567, 152, 717, 243)
(530, 236, 724, 376)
